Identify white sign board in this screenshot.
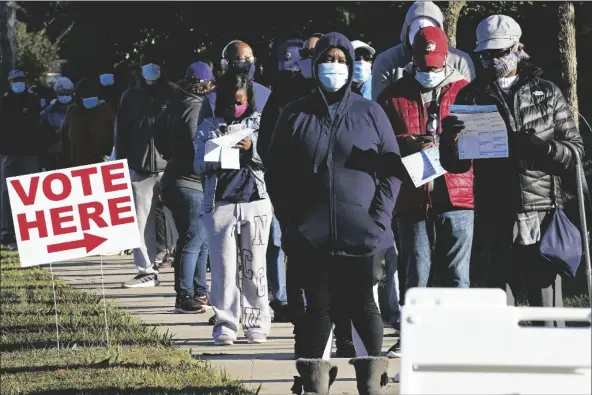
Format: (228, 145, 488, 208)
(401, 146, 447, 188)
(6, 160, 141, 267)
(450, 105, 509, 160)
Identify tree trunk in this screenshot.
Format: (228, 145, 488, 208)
(443, 1, 466, 48)
(557, 2, 579, 129)
(0, 1, 17, 92)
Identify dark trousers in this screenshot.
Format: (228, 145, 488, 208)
(299, 252, 383, 358)
(162, 185, 209, 298)
(478, 212, 564, 327)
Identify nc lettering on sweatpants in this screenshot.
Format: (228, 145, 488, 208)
(203, 198, 273, 340)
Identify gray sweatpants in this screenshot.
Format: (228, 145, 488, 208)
(130, 171, 162, 275)
(0, 155, 40, 240)
(203, 198, 273, 340)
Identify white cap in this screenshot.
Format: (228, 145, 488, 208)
(351, 40, 376, 56)
(475, 15, 522, 52)
(53, 77, 74, 93)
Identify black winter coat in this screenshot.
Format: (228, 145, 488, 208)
(440, 61, 584, 214)
(155, 86, 204, 190)
(115, 80, 178, 174)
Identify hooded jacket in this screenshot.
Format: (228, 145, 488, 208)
(115, 78, 178, 174)
(60, 101, 115, 168)
(265, 32, 402, 258)
(196, 81, 270, 127)
(193, 113, 266, 214)
(379, 65, 473, 216)
(40, 100, 70, 154)
(155, 85, 204, 191)
(0, 90, 43, 156)
(371, 1, 475, 101)
(439, 61, 583, 215)
(258, 70, 317, 162)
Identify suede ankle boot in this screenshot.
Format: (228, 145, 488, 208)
(291, 358, 338, 395)
(349, 356, 390, 395)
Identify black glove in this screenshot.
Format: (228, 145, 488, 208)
(510, 129, 552, 160)
(377, 152, 404, 179)
(441, 115, 465, 137)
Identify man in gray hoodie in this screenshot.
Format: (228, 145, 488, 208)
(371, 1, 475, 101)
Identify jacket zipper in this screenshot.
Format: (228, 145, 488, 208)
(490, 83, 524, 211)
(327, 111, 344, 251)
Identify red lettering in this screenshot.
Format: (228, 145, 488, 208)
(108, 196, 135, 226)
(42, 173, 72, 201)
(49, 206, 77, 236)
(17, 210, 47, 241)
(9, 177, 40, 206)
(71, 167, 98, 196)
(78, 202, 108, 231)
(101, 162, 127, 193)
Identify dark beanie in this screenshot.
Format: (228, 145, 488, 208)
(140, 47, 163, 66)
(74, 78, 99, 98)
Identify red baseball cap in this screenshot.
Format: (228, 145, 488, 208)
(412, 26, 449, 69)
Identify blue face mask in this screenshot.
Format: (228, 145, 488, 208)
(142, 63, 161, 81)
(352, 61, 372, 84)
(99, 73, 115, 86)
(82, 96, 99, 109)
(58, 95, 72, 104)
(414, 69, 446, 89)
(11, 82, 26, 94)
(318, 63, 349, 92)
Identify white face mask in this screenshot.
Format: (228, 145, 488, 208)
(142, 63, 161, 82)
(99, 73, 115, 86)
(318, 63, 349, 92)
(414, 69, 446, 89)
(352, 61, 372, 84)
(82, 96, 99, 109)
(57, 95, 72, 104)
(10, 81, 26, 94)
(408, 17, 437, 46)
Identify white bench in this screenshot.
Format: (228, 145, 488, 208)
(400, 288, 592, 394)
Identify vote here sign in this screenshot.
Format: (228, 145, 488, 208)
(6, 160, 141, 267)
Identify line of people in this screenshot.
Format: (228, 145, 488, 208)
(0, 2, 584, 394)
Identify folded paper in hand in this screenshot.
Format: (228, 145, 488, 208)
(450, 105, 508, 160)
(204, 128, 253, 170)
(401, 146, 447, 188)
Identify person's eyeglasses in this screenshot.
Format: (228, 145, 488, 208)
(480, 46, 514, 60)
(299, 48, 313, 60)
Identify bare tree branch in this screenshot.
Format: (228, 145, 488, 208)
(55, 21, 75, 46)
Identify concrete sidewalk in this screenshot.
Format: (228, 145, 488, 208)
(50, 255, 400, 394)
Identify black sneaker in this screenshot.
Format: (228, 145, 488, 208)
(175, 296, 207, 314)
(270, 301, 291, 323)
(387, 339, 401, 358)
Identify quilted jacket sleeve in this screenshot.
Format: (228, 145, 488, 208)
(547, 83, 584, 174)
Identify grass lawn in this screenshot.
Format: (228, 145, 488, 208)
(0, 250, 257, 395)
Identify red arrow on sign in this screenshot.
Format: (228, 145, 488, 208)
(46, 233, 108, 254)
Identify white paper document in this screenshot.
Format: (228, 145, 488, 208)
(204, 128, 253, 169)
(450, 105, 509, 160)
(220, 146, 241, 169)
(401, 146, 447, 188)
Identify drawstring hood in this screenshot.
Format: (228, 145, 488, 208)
(399, 1, 444, 50)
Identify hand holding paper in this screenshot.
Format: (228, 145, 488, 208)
(204, 128, 253, 169)
(449, 105, 508, 160)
